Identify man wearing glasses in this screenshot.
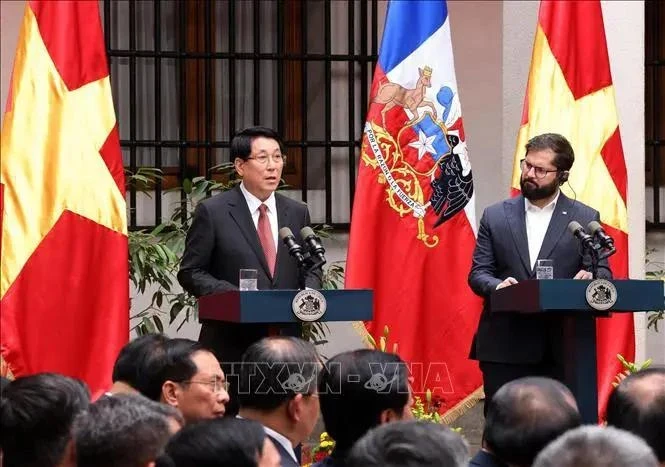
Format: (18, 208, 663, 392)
(178, 126, 321, 415)
(467, 133, 611, 414)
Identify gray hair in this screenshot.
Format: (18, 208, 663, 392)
(73, 393, 182, 467)
(533, 425, 659, 467)
(347, 420, 469, 467)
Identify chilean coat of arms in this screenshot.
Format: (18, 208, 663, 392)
(362, 65, 474, 248)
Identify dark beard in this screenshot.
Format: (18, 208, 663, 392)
(520, 177, 558, 201)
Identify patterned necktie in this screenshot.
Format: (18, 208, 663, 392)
(257, 204, 276, 276)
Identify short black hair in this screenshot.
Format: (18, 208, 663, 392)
(238, 336, 320, 411)
(607, 367, 665, 462)
(156, 417, 267, 467)
(347, 420, 469, 467)
(484, 377, 581, 467)
(0, 373, 90, 467)
(128, 337, 206, 401)
(231, 126, 284, 161)
(319, 349, 410, 451)
(525, 133, 575, 171)
(112, 334, 171, 386)
(73, 394, 179, 467)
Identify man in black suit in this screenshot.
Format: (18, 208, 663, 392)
(238, 337, 321, 467)
(177, 126, 321, 413)
(468, 133, 611, 412)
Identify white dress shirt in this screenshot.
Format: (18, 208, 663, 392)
(524, 191, 559, 270)
(239, 182, 279, 252)
(263, 425, 298, 463)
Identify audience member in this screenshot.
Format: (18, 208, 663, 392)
(0, 373, 89, 467)
(533, 425, 658, 467)
(156, 417, 280, 467)
(314, 349, 413, 466)
(346, 420, 468, 467)
(238, 336, 321, 467)
(607, 367, 665, 466)
(128, 337, 229, 424)
(474, 376, 581, 467)
(109, 334, 171, 395)
(73, 393, 182, 467)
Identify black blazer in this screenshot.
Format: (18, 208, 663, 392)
(467, 193, 611, 364)
(266, 434, 300, 467)
(469, 449, 508, 467)
(177, 186, 321, 363)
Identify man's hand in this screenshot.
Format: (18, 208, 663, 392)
(496, 277, 518, 290)
(573, 269, 593, 280)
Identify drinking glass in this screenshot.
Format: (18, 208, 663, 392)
(239, 269, 258, 291)
(536, 259, 554, 280)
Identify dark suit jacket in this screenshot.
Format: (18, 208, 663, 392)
(177, 186, 322, 363)
(266, 434, 300, 467)
(469, 449, 508, 467)
(468, 193, 611, 364)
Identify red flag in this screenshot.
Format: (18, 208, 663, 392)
(1, 1, 128, 395)
(512, 0, 632, 417)
(346, 1, 483, 419)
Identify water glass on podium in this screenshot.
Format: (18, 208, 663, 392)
(536, 259, 554, 280)
(239, 269, 258, 291)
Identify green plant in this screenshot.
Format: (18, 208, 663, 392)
(613, 354, 652, 387)
(645, 248, 664, 331)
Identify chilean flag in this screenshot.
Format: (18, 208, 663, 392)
(346, 0, 484, 420)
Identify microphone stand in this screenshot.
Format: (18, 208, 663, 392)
(297, 254, 326, 289)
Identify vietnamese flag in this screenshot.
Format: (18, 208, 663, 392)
(346, 0, 484, 420)
(512, 0, 632, 418)
(1, 1, 128, 395)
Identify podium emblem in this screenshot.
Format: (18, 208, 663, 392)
(292, 290, 327, 322)
(585, 279, 618, 311)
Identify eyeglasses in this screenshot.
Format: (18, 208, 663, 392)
(246, 153, 287, 165)
(520, 159, 559, 179)
(180, 378, 230, 393)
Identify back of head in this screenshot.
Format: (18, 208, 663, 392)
(238, 336, 320, 411)
(112, 334, 171, 389)
(0, 373, 90, 467)
(73, 393, 181, 467)
(533, 425, 659, 467)
(606, 367, 665, 462)
(319, 349, 410, 450)
(156, 417, 267, 467)
(346, 420, 468, 467)
(128, 337, 203, 401)
(484, 377, 581, 467)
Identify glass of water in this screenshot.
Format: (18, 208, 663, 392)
(239, 269, 258, 291)
(536, 259, 554, 280)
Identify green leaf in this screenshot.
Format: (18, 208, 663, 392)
(182, 178, 193, 194)
(170, 302, 184, 324)
(153, 316, 164, 333)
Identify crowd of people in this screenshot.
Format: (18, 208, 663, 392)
(0, 334, 663, 467)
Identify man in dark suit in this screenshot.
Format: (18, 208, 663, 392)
(177, 126, 321, 413)
(468, 133, 611, 412)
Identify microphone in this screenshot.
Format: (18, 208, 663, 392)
(567, 221, 596, 250)
(587, 221, 615, 249)
(279, 227, 305, 265)
(300, 226, 327, 263)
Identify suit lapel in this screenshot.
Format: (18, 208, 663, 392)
(535, 193, 574, 268)
(227, 186, 271, 277)
(504, 196, 532, 276)
(272, 194, 291, 284)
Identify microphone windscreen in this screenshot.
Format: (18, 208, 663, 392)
(279, 227, 294, 240)
(300, 226, 315, 239)
(587, 220, 602, 235)
(568, 220, 583, 235)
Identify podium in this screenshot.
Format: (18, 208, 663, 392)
(491, 279, 664, 423)
(198, 289, 373, 324)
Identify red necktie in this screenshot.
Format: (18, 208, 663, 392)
(257, 204, 276, 276)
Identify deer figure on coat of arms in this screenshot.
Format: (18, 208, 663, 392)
(372, 66, 438, 128)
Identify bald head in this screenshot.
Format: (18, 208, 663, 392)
(607, 367, 665, 463)
(484, 377, 581, 467)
